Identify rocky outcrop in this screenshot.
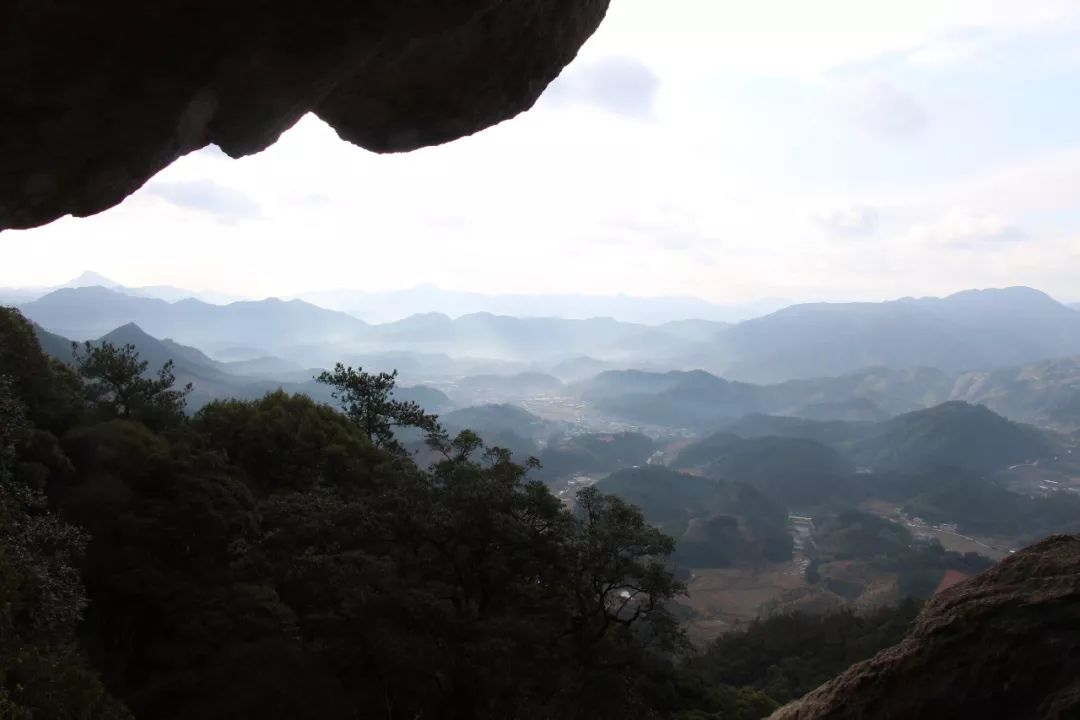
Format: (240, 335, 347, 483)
(0, 0, 609, 230)
(772, 534, 1080, 719)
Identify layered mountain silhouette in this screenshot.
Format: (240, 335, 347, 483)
(575, 360, 1080, 432)
(294, 283, 781, 324)
(17, 286, 722, 367)
(1, 271, 774, 323)
(17, 285, 1080, 387)
(31, 321, 451, 414)
(695, 402, 1058, 475)
(0, 270, 239, 305)
(700, 287, 1080, 382)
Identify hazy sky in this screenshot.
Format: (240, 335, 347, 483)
(6, 0, 1080, 304)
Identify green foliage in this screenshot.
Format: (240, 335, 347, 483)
(0, 308, 83, 433)
(675, 433, 856, 510)
(191, 391, 378, 495)
(810, 509, 994, 597)
(896, 469, 1080, 539)
(851, 401, 1056, 473)
(3, 312, 700, 719)
(683, 600, 921, 705)
(669, 685, 779, 720)
(597, 466, 793, 567)
(0, 309, 950, 720)
(316, 362, 441, 454)
(535, 431, 656, 480)
(813, 508, 913, 560)
(0, 375, 129, 719)
(72, 340, 192, 430)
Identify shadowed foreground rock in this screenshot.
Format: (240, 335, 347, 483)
(772, 534, 1080, 720)
(0, 0, 608, 231)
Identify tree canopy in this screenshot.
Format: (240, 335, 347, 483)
(0, 309, 698, 719)
(315, 363, 441, 455)
(0, 306, 935, 719)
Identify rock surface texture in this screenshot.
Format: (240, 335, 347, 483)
(772, 534, 1080, 720)
(0, 0, 609, 230)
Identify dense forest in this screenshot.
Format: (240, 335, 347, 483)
(0, 306, 923, 718)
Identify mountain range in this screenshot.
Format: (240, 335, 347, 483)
(21, 290, 1080, 436)
(698, 287, 1080, 383)
(710, 401, 1060, 476)
(20, 286, 367, 355)
(665, 402, 1076, 541)
(32, 321, 452, 415)
(16, 285, 729, 369)
(22, 307, 1080, 546)
(14, 282, 1080, 386)
(0, 270, 239, 306)
(574, 360, 1080, 433)
(0, 272, 783, 324)
(294, 283, 789, 324)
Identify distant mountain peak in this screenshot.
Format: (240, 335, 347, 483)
(102, 322, 156, 342)
(943, 286, 1061, 305)
(952, 285, 1042, 295)
(64, 270, 121, 288)
(48, 285, 124, 298)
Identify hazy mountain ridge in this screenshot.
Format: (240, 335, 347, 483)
(31, 321, 452, 416)
(702, 287, 1080, 383)
(1, 271, 778, 324)
(357, 311, 716, 364)
(20, 286, 367, 353)
(1, 270, 239, 305)
(577, 359, 1080, 433)
(62, 322, 293, 410)
(17, 286, 723, 369)
(17, 284, 1080, 389)
(20, 309, 1080, 573)
(294, 283, 784, 324)
(16, 284, 1080, 435)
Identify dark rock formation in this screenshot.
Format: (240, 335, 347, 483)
(1, 0, 609, 230)
(772, 534, 1080, 720)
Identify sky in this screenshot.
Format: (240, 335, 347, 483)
(5, 0, 1080, 305)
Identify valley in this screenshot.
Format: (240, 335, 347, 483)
(12, 278, 1080, 647)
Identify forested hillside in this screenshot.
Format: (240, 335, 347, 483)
(597, 466, 794, 568)
(5, 306, 929, 719)
(1, 307, 691, 719)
